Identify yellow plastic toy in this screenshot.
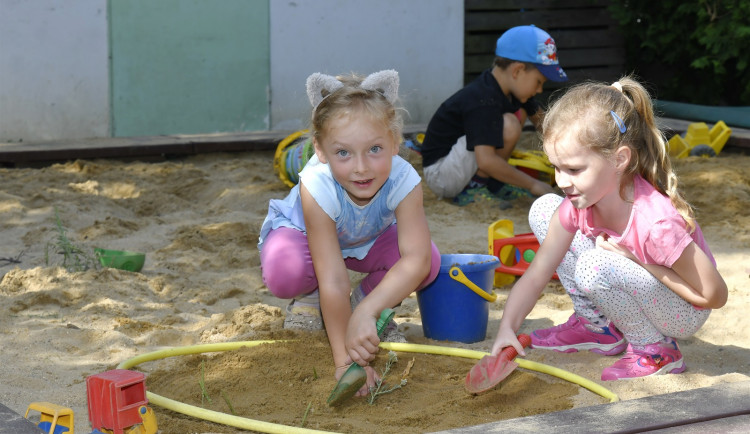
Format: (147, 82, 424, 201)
(25, 401, 74, 434)
(488, 219, 517, 287)
(488, 219, 560, 287)
(509, 149, 555, 185)
(273, 129, 313, 188)
(666, 121, 732, 158)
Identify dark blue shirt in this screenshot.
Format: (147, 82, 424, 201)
(421, 68, 539, 167)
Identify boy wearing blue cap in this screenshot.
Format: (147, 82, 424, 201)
(421, 25, 568, 206)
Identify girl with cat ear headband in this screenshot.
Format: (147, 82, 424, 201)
(259, 70, 441, 397)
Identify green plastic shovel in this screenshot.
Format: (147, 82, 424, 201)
(327, 308, 395, 406)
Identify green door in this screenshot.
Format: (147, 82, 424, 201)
(110, 0, 269, 137)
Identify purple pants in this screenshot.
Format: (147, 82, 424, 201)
(260, 225, 441, 298)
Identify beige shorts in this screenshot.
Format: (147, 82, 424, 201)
(423, 136, 477, 199)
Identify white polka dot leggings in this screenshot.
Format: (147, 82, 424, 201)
(529, 194, 710, 346)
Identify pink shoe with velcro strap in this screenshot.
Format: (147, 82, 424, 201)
(531, 313, 627, 356)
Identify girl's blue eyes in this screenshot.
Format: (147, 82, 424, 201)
(335, 146, 382, 157)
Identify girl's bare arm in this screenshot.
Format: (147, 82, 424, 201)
(493, 209, 574, 355)
(598, 238, 727, 309)
(300, 184, 367, 369)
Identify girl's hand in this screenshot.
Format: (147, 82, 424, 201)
(491, 327, 526, 357)
(345, 309, 380, 365)
(334, 363, 351, 381)
(596, 233, 638, 263)
(360, 365, 380, 397)
(333, 364, 380, 398)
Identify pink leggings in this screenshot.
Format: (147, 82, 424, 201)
(260, 225, 441, 299)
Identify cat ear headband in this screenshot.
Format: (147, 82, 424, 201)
(306, 69, 399, 109)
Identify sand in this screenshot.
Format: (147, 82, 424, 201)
(0, 133, 748, 433)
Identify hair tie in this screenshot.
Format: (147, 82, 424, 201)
(611, 81, 623, 93)
(610, 111, 627, 134)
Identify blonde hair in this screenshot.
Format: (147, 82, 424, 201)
(310, 73, 403, 146)
(542, 75, 696, 232)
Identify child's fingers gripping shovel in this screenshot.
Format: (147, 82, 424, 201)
(327, 308, 395, 406)
(465, 334, 532, 394)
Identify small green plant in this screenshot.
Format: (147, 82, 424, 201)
(200, 360, 212, 405)
(367, 351, 407, 405)
(221, 390, 236, 415)
(45, 208, 98, 272)
(301, 401, 312, 427)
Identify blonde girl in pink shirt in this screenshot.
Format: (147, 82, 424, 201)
(491, 76, 727, 380)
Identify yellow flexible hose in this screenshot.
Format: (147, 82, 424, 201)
(118, 340, 328, 434)
(380, 342, 619, 403)
(117, 340, 618, 434)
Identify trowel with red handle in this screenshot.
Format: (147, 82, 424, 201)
(465, 333, 532, 394)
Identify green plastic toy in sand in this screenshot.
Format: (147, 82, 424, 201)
(327, 308, 395, 406)
(95, 248, 146, 272)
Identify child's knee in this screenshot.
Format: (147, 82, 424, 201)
(503, 112, 523, 148)
(261, 250, 315, 298)
(530, 193, 561, 215)
(529, 193, 561, 233)
(423, 243, 442, 287)
(263, 266, 315, 298)
(574, 249, 608, 289)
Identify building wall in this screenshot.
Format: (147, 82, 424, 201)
(269, 0, 463, 130)
(0, 0, 463, 142)
(0, 1, 109, 142)
(109, 0, 270, 137)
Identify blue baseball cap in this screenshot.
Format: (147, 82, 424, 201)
(495, 25, 568, 82)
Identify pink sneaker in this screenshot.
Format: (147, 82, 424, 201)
(601, 338, 686, 381)
(531, 314, 627, 356)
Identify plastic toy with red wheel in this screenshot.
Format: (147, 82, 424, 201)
(488, 219, 559, 286)
(86, 369, 157, 434)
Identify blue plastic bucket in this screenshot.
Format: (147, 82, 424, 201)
(417, 254, 499, 343)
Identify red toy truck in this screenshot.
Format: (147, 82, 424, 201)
(86, 369, 157, 434)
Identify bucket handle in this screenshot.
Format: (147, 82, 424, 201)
(448, 266, 498, 302)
